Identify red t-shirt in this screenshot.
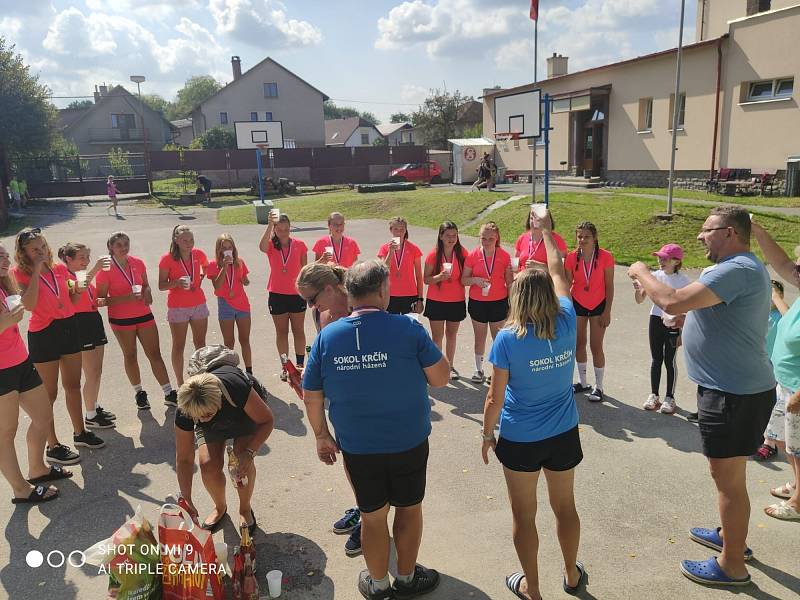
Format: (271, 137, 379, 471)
(65, 270, 98, 314)
(158, 249, 209, 309)
(464, 246, 512, 301)
(312, 236, 360, 268)
(265, 239, 308, 295)
(206, 259, 251, 311)
(0, 287, 29, 368)
(377, 241, 423, 297)
(565, 248, 615, 310)
(95, 255, 150, 320)
(424, 247, 468, 303)
(12, 263, 75, 332)
(514, 232, 568, 270)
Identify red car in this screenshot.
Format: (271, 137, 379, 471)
(388, 161, 443, 184)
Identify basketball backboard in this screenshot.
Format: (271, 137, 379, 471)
(493, 90, 541, 139)
(234, 121, 285, 149)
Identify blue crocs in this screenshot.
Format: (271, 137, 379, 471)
(680, 557, 751, 586)
(689, 527, 753, 560)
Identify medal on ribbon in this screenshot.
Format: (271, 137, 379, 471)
(581, 250, 596, 292)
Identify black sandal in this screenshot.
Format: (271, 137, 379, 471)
(12, 484, 59, 504)
(201, 507, 227, 531)
(563, 561, 586, 595)
(28, 465, 73, 484)
(241, 509, 257, 536)
(505, 572, 527, 599)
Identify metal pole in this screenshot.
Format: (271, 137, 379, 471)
(256, 149, 264, 204)
(531, 19, 538, 200)
(544, 94, 551, 207)
(667, 0, 686, 215)
(135, 81, 152, 194)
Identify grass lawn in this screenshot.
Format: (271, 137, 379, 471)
(463, 192, 800, 268)
(619, 186, 800, 208)
(218, 189, 506, 229)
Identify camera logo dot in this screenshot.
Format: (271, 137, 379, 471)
(26, 550, 44, 568)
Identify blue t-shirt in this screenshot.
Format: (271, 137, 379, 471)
(487, 296, 578, 442)
(682, 252, 775, 395)
(771, 299, 800, 392)
(766, 308, 782, 358)
(302, 311, 442, 454)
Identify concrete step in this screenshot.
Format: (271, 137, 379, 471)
(551, 177, 606, 188)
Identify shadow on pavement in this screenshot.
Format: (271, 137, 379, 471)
(266, 393, 308, 437)
(428, 379, 488, 426)
(747, 559, 800, 599)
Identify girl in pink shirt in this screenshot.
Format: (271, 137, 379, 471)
(158, 225, 210, 386)
(260, 212, 308, 380)
(0, 240, 64, 503)
(377, 216, 424, 315)
(514, 205, 569, 272)
(312, 211, 360, 267)
(107, 176, 119, 217)
(207, 234, 253, 373)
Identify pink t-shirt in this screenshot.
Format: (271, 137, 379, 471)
(158, 249, 209, 309)
(0, 287, 29, 369)
(312, 236, 360, 268)
(424, 247, 468, 303)
(464, 246, 512, 301)
(565, 248, 615, 310)
(206, 259, 251, 312)
(66, 270, 98, 314)
(514, 232, 568, 270)
(12, 263, 76, 332)
(107, 182, 118, 198)
(95, 255, 150, 320)
(265, 238, 309, 295)
(377, 240, 423, 297)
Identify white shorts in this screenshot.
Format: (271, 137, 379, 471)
(766, 383, 800, 456)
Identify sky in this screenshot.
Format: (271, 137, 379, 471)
(0, 0, 696, 123)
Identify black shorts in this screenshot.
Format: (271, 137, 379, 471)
(423, 299, 466, 322)
(268, 292, 307, 315)
(76, 311, 108, 351)
(342, 439, 429, 514)
(495, 426, 583, 472)
(697, 386, 776, 458)
(387, 296, 419, 315)
(28, 316, 82, 363)
(573, 298, 606, 318)
(0, 358, 43, 396)
(468, 298, 509, 324)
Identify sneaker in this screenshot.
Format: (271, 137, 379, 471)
(164, 390, 178, 407)
(687, 411, 699, 422)
(280, 369, 288, 382)
(573, 383, 590, 394)
(660, 396, 677, 414)
(74, 430, 106, 449)
(450, 368, 459, 381)
(643, 393, 661, 411)
(392, 564, 440, 599)
(345, 522, 362, 556)
(135, 390, 151, 410)
(586, 386, 604, 402)
(96, 406, 117, 421)
(85, 412, 116, 429)
(358, 569, 395, 600)
(333, 507, 361, 533)
(46, 444, 81, 465)
(470, 370, 485, 383)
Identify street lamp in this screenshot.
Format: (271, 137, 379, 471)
(129, 75, 150, 192)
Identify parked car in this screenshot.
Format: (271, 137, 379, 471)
(389, 161, 442, 184)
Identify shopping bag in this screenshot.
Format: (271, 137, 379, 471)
(83, 505, 162, 600)
(159, 503, 225, 600)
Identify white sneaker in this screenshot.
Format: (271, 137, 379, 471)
(660, 396, 677, 414)
(471, 370, 485, 383)
(643, 393, 661, 411)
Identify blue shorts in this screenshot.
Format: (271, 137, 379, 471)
(217, 297, 251, 321)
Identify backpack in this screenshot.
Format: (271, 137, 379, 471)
(186, 345, 240, 376)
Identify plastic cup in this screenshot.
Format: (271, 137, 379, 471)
(131, 284, 142, 298)
(392, 236, 401, 246)
(180, 276, 191, 290)
(481, 284, 491, 297)
(407, 312, 422, 322)
(511, 257, 520, 270)
(101, 256, 112, 271)
(442, 262, 452, 274)
(223, 250, 233, 258)
(267, 569, 283, 598)
(531, 203, 548, 219)
(4, 294, 22, 311)
(271, 208, 281, 220)
(325, 245, 334, 256)
(76, 270, 88, 285)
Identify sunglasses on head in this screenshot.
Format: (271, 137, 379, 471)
(771, 280, 784, 294)
(18, 227, 42, 243)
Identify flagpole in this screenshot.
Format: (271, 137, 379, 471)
(532, 18, 538, 201)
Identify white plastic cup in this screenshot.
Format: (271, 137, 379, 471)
(325, 245, 334, 256)
(532, 203, 548, 219)
(101, 256, 112, 271)
(267, 569, 283, 598)
(180, 276, 191, 290)
(407, 312, 422, 322)
(481, 284, 491, 297)
(76, 270, 88, 285)
(442, 262, 453, 274)
(511, 257, 520, 270)
(392, 236, 401, 246)
(131, 284, 142, 298)
(223, 250, 233, 258)
(4, 294, 22, 311)
(271, 208, 281, 220)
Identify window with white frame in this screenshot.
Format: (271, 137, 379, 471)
(263, 82, 278, 97)
(746, 77, 793, 102)
(220, 112, 228, 125)
(638, 98, 653, 131)
(250, 112, 258, 121)
(265, 112, 273, 121)
(361, 133, 370, 145)
(668, 93, 686, 129)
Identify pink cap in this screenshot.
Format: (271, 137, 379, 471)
(653, 243, 684, 260)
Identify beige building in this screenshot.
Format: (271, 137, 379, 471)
(482, 0, 799, 189)
(191, 56, 328, 148)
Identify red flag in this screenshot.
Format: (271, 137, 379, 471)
(530, 0, 539, 20)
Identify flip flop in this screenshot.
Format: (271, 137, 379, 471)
(28, 465, 73, 484)
(689, 527, 753, 560)
(563, 561, 586, 595)
(680, 557, 751, 586)
(764, 501, 800, 521)
(201, 508, 227, 531)
(770, 482, 795, 499)
(12, 484, 59, 504)
(505, 572, 527, 599)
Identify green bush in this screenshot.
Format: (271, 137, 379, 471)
(190, 126, 237, 150)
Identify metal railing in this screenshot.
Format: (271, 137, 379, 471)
(87, 128, 150, 142)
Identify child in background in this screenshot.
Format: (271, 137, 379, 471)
(636, 244, 691, 414)
(107, 176, 120, 217)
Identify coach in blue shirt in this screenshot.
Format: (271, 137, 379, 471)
(303, 260, 449, 600)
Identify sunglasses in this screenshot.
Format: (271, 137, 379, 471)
(771, 280, 785, 294)
(306, 289, 322, 307)
(18, 227, 42, 242)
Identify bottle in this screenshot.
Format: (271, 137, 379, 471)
(240, 524, 256, 575)
(242, 554, 259, 600)
(280, 353, 304, 400)
(226, 445, 248, 488)
(231, 547, 243, 600)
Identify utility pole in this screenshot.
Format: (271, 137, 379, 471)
(666, 0, 686, 216)
(130, 75, 151, 194)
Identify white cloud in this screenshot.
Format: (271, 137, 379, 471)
(209, 0, 322, 48)
(0, 17, 23, 39)
(400, 83, 428, 104)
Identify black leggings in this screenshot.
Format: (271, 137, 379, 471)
(649, 315, 680, 397)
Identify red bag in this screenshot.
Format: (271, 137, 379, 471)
(158, 503, 225, 600)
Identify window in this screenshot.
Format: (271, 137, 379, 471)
(776, 79, 794, 97)
(263, 82, 278, 97)
(638, 98, 653, 131)
(361, 133, 370, 145)
(551, 98, 570, 113)
(111, 114, 136, 128)
(265, 112, 273, 121)
(220, 112, 228, 125)
(250, 112, 258, 121)
(746, 77, 794, 102)
(668, 93, 686, 129)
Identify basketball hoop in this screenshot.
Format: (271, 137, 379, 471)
(495, 132, 520, 152)
(255, 143, 270, 156)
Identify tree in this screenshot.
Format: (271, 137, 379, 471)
(411, 89, 474, 149)
(372, 137, 388, 146)
(140, 93, 173, 117)
(108, 148, 134, 177)
(461, 122, 483, 139)
(190, 126, 237, 150)
(66, 99, 94, 109)
(390, 112, 411, 123)
(323, 101, 379, 125)
(171, 75, 222, 120)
